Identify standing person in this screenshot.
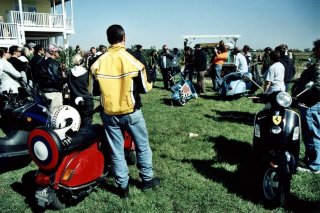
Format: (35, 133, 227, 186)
(18, 47, 32, 84)
(0, 47, 22, 93)
(259, 47, 273, 75)
(275, 44, 296, 91)
(33, 44, 66, 113)
(86, 47, 97, 69)
(149, 50, 158, 84)
(67, 54, 93, 127)
(211, 41, 228, 91)
(132, 44, 147, 68)
(292, 39, 320, 173)
(29, 45, 45, 80)
(88, 45, 106, 95)
(242, 45, 252, 69)
(159, 45, 174, 90)
(91, 24, 160, 198)
(183, 46, 194, 82)
(263, 50, 285, 94)
(193, 44, 207, 95)
(7, 45, 27, 82)
(172, 47, 181, 75)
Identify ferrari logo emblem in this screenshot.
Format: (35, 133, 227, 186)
(272, 115, 282, 125)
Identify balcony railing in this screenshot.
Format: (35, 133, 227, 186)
(9, 11, 73, 30)
(0, 23, 19, 39)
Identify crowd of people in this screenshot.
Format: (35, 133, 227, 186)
(0, 28, 319, 198)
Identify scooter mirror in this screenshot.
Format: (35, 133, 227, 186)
(305, 81, 314, 90)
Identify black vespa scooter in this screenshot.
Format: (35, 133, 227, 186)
(249, 81, 314, 207)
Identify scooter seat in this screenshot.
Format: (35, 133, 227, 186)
(65, 124, 105, 153)
(28, 124, 105, 171)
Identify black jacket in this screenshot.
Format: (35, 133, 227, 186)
(280, 56, 296, 82)
(34, 57, 66, 92)
(292, 63, 320, 107)
(194, 49, 207, 71)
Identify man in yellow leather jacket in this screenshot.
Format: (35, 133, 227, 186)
(91, 24, 160, 198)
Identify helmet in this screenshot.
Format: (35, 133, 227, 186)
(50, 105, 81, 139)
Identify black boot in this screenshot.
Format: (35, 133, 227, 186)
(117, 185, 129, 198)
(141, 177, 160, 191)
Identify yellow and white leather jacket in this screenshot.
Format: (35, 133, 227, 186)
(91, 43, 152, 115)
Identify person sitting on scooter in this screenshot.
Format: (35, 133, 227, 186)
(262, 50, 285, 94)
(91, 24, 160, 198)
(220, 47, 249, 95)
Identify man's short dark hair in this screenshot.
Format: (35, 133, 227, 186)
(270, 50, 281, 62)
(34, 45, 43, 54)
(9, 45, 19, 55)
(106, 24, 125, 45)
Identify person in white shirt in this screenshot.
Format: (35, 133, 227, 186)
(263, 50, 285, 94)
(0, 47, 22, 94)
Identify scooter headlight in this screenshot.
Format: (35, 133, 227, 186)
(276, 92, 292, 108)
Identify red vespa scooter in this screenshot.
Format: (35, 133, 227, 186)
(27, 105, 134, 209)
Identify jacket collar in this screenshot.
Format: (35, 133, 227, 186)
(108, 43, 125, 51)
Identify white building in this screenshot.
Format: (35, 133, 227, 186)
(0, 0, 74, 49)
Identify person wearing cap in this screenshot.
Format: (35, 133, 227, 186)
(193, 43, 207, 95)
(91, 24, 160, 198)
(67, 54, 93, 127)
(28, 42, 36, 57)
(33, 44, 66, 113)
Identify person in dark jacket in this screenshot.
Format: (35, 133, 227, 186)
(159, 45, 174, 90)
(193, 44, 207, 95)
(8, 45, 27, 82)
(275, 44, 296, 91)
(34, 44, 66, 113)
(67, 54, 93, 127)
(292, 39, 320, 174)
(29, 44, 45, 84)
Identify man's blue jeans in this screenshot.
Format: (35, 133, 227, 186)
(100, 109, 154, 188)
(299, 102, 320, 171)
(213, 64, 223, 91)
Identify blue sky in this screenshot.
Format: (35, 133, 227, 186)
(69, 0, 320, 51)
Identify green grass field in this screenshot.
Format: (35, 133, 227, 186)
(0, 79, 319, 213)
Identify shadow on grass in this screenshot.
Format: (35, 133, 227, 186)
(0, 157, 32, 174)
(205, 109, 256, 126)
(10, 170, 45, 213)
(182, 136, 257, 202)
(183, 136, 320, 212)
